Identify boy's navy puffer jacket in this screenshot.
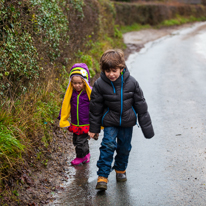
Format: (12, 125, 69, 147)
(89, 67, 154, 139)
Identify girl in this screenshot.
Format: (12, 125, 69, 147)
(59, 63, 92, 165)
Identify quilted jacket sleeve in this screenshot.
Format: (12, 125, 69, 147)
(89, 81, 104, 133)
(133, 81, 154, 139)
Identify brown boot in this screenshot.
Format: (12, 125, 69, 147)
(95, 176, 108, 190)
(116, 170, 127, 182)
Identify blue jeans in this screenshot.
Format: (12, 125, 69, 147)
(97, 127, 133, 178)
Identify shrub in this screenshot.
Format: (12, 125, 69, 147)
(0, 0, 69, 98)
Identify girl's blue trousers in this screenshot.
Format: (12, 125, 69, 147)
(97, 126, 133, 178)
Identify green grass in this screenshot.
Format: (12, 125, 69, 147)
(0, 80, 62, 184)
(119, 23, 151, 34)
(159, 15, 206, 27)
(0, 115, 25, 183)
(0, 123, 24, 159)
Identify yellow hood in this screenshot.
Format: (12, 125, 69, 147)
(59, 80, 92, 128)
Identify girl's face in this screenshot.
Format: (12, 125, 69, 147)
(72, 76, 84, 92)
(105, 67, 123, 82)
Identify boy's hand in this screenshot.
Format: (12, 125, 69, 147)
(88, 131, 99, 140)
(93, 133, 99, 140)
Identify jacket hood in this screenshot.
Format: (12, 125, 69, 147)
(59, 63, 92, 128)
(70, 63, 91, 84)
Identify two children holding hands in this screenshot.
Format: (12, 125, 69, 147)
(60, 49, 154, 190)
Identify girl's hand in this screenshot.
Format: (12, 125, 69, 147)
(88, 131, 95, 139)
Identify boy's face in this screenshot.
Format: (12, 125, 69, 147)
(105, 67, 123, 82)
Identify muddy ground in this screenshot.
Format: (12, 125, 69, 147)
(1, 22, 198, 206)
(1, 120, 75, 206)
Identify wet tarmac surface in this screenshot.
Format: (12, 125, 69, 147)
(50, 22, 206, 206)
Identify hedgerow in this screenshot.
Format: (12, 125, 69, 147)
(0, 0, 123, 195)
(0, 0, 71, 97)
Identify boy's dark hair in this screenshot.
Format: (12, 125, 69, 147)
(100, 49, 126, 72)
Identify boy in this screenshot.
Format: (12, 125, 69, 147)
(88, 49, 154, 190)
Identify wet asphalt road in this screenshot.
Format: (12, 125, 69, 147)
(51, 22, 206, 206)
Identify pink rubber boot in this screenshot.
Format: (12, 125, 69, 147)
(71, 153, 90, 165)
(71, 157, 86, 165)
(85, 153, 90, 163)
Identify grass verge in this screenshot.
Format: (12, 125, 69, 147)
(120, 23, 151, 34)
(158, 15, 206, 27)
